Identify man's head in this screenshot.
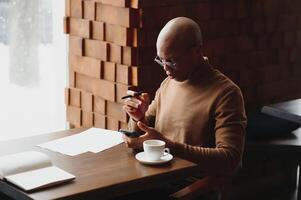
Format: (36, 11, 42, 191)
(156, 17, 203, 82)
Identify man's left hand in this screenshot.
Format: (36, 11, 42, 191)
(123, 121, 167, 149)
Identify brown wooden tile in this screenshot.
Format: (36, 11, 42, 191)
(119, 121, 128, 130)
(116, 64, 130, 85)
(106, 101, 128, 122)
(69, 18, 91, 38)
(70, 87, 81, 108)
(95, 3, 140, 27)
(81, 90, 94, 112)
(84, 39, 109, 60)
(67, 106, 82, 127)
(100, 0, 130, 8)
(69, 36, 84, 56)
(65, 0, 71, 16)
(92, 21, 105, 40)
(65, 88, 70, 105)
(116, 64, 139, 86)
(76, 73, 115, 102)
(70, 55, 103, 79)
(82, 111, 93, 127)
(94, 113, 106, 129)
(103, 61, 116, 82)
(122, 46, 138, 66)
(69, 69, 76, 87)
(83, 0, 95, 20)
(106, 116, 119, 130)
(108, 43, 122, 64)
(105, 23, 138, 46)
(70, 0, 83, 18)
(94, 95, 106, 115)
(131, 66, 139, 86)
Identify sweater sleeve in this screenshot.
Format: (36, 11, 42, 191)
(171, 86, 247, 175)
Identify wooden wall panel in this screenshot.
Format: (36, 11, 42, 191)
(94, 113, 106, 128)
(67, 106, 82, 127)
(69, 36, 84, 56)
(70, 88, 81, 107)
(70, 55, 103, 79)
(70, 0, 83, 18)
(103, 61, 116, 82)
(69, 17, 91, 38)
(106, 101, 128, 122)
(81, 90, 93, 112)
(83, 1, 95, 20)
(92, 21, 105, 40)
(95, 3, 140, 27)
(94, 96, 106, 115)
(84, 39, 109, 60)
(82, 111, 93, 127)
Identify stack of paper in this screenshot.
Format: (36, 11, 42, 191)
(38, 128, 124, 156)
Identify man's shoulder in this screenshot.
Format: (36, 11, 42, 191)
(212, 69, 241, 93)
(158, 77, 171, 88)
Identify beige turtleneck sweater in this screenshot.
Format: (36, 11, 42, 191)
(131, 62, 247, 175)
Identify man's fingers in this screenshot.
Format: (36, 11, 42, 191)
(141, 93, 150, 104)
(124, 99, 140, 108)
(137, 121, 152, 132)
(123, 105, 137, 113)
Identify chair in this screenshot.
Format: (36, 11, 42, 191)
(169, 175, 232, 200)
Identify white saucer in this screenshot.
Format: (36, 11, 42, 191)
(135, 152, 173, 165)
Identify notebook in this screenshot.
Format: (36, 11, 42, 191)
(0, 151, 75, 191)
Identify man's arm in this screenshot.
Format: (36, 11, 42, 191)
(169, 87, 246, 175)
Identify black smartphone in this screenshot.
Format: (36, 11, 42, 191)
(119, 129, 143, 138)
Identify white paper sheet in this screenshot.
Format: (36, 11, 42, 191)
(38, 128, 124, 156)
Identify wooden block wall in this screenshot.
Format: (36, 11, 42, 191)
(65, 0, 301, 130)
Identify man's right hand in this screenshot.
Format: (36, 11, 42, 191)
(122, 90, 150, 122)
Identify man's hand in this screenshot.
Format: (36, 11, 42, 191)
(122, 90, 150, 122)
(123, 121, 169, 149)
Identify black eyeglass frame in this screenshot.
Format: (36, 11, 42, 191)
(154, 56, 177, 70)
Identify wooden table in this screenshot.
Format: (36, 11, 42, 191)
(245, 127, 301, 200)
(0, 128, 199, 200)
(261, 98, 301, 124)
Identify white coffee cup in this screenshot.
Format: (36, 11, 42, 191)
(143, 140, 170, 161)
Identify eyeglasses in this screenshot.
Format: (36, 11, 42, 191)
(154, 56, 177, 70)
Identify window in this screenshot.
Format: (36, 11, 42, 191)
(0, 0, 67, 141)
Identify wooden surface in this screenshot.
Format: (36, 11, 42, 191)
(246, 127, 301, 152)
(262, 98, 301, 124)
(0, 128, 199, 200)
(245, 127, 301, 200)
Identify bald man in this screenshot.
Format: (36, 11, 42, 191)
(122, 17, 246, 199)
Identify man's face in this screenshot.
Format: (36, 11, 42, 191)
(156, 45, 196, 82)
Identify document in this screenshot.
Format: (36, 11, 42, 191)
(38, 128, 124, 156)
(0, 151, 75, 191)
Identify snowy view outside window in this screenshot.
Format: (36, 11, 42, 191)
(0, 0, 67, 140)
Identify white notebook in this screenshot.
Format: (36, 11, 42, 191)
(0, 151, 75, 191)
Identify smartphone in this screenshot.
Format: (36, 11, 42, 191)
(119, 129, 143, 138)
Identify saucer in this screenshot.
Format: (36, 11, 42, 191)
(135, 152, 173, 165)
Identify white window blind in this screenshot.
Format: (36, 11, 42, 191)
(0, 0, 67, 141)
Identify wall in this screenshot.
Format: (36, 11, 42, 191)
(64, 0, 301, 129)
